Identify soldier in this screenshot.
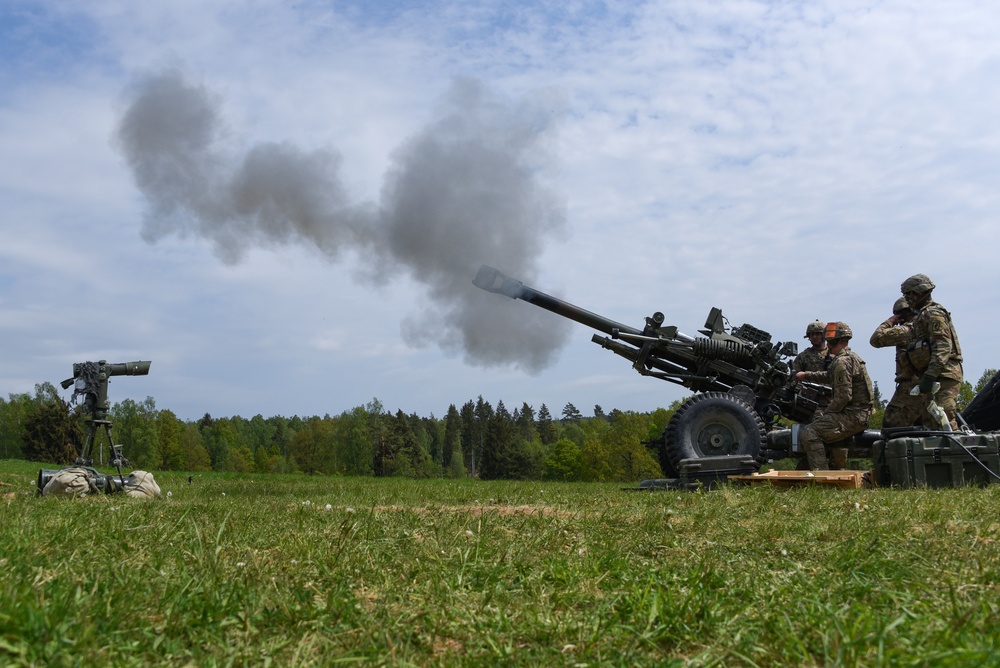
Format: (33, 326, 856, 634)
(794, 322, 874, 470)
(869, 297, 922, 428)
(794, 321, 828, 374)
(794, 320, 843, 464)
(900, 274, 963, 429)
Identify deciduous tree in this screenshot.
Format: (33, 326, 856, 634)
(22, 397, 80, 464)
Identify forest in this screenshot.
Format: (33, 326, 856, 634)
(0, 370, 994, 481)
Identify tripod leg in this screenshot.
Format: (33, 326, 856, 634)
(104, 423, 128, 482)
(77, 423, 97, 465)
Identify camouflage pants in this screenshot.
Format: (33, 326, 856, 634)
(800, 409, 870, 470)
(918, 377, 961, 430)
(883, 379, 924, 429)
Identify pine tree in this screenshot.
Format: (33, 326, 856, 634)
(445, 404, 465, 478)
(459, 400, 476, 476)
(480, 400, 515, 480)
(517, 402, 537, 443)
(562, 402, 583, 422)
(472, 396, 493, 476)
(537, 403, 558, 445)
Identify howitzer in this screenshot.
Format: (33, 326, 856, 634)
(474, 265, 849, 474)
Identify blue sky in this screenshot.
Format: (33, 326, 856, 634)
(2, 1, 998, 421)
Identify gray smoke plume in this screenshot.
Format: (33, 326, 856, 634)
(116, 69, 571, 371)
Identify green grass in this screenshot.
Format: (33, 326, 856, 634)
(2, 461, 1000, 666)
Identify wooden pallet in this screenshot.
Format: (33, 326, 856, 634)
(729, 469, 872, 489)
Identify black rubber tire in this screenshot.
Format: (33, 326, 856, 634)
(663, 392, 766, 471)
(653, 433, 680, 478)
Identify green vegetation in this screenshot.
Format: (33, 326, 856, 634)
(0, 387, 676, 482)
(1, 369, 996, 482)
(2, 461, 999, 665)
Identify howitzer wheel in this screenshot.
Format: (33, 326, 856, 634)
(662, 392, 766, 470)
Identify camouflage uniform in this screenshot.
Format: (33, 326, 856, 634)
(792, 320, 830, 411)
(908, 300, 963, 429)
(793, 345, 831, 413)
(798, 347, 874, 470)
(793, 338, 840, 463)
(869, 319, 923, 428)
(793, 346, 829, 375)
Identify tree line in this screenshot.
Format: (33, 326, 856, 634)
(1, 370, 994, 480)
(0, 383, 670, 481)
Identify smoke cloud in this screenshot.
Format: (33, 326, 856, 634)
(116, 69, 571, 371)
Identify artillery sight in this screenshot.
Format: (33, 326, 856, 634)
(62, 360, 151, 417)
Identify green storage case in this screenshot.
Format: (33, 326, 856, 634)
(883, 433, 1000, 488)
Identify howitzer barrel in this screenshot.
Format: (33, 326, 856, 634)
(473, 266, 642, 338)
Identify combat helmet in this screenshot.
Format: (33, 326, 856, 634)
(892, 297, 910, 315)
(804, 320, 826, 339)
(824, 321, 852, 341)
(900, 274, 935, 295)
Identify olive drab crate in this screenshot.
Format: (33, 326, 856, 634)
(880, 433, 1000, 488)
(678, 455, 761, 489)
(635, 455, 760, 491)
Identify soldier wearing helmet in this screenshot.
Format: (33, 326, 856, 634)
(794, 321, 829, 375)
(794, 321, 874, 470)
(899, 274, 963, 429)
(870, 297, 923, 428)
(793, 320, 839, 460)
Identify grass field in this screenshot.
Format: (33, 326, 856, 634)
(2, 460, 999, 666)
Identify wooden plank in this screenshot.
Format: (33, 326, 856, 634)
(730, 470, 872, 489)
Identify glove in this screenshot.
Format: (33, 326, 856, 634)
(918, 373, 937, 395)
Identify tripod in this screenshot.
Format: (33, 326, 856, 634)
(78, 416, 128, 480)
